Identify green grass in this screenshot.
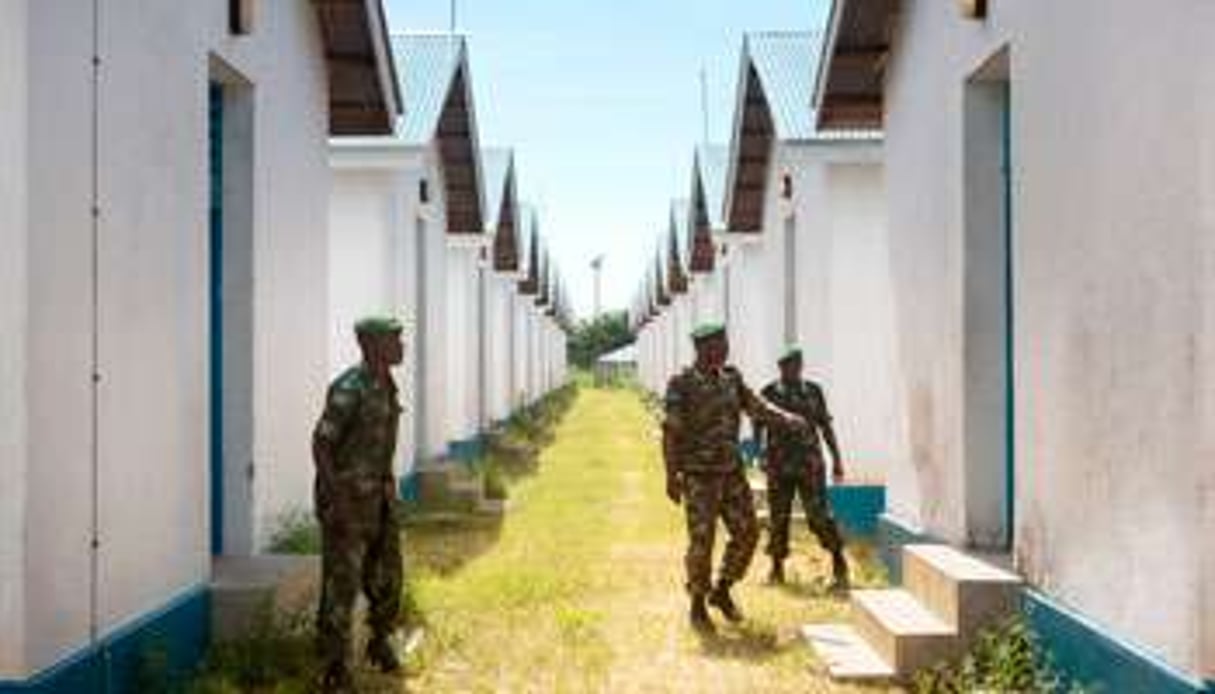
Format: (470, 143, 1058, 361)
(403, 387, 898, 693)
(187, 385, 896, 692)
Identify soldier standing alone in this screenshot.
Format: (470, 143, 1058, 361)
(312, 316, 407, 692)
(663, 323, 807, 632)
(754, 346, 849, 592)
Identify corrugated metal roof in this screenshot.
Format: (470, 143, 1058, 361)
(745, 31, 820, 141)
(392, 34, 465, 144)
(670, 198, 691, 260)
(744, 31, 883, 143)
(481, 147, 513, 228)
(695, 144, 729, 229)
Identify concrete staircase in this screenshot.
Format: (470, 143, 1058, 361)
(803, 543, 1021, 682)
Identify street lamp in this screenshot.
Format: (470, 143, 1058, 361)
(590, 254, 605, 318)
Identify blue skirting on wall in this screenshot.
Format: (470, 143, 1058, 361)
(826, 485, 885, 538)
(1024, 591, 1211, 694)
(447, 434, 487, 463)
(874, 513, 1212, 693)
(0, 586, 210, 694)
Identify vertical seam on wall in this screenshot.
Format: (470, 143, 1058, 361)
(88, 0, 102, 660)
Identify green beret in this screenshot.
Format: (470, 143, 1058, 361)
(690, 322, 726, 342)
(354, 315, 403, 337)
(778, 345, 803, 363)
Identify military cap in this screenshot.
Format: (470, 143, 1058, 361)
(690, 322, 726, 342)
(778, 345, 803, 363)
(354, 315, 403, 336)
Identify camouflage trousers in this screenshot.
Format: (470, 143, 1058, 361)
(317, 500, 402, 670)
(683, 468, 759, 596)
(765, 469, 843, 561)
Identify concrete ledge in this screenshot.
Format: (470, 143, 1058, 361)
(0, 586, 209, 694)
(1023, 591, 1210, 694)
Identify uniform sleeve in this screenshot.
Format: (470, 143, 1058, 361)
(736, 371, 786, 426)
(662, 376, 688, 473)
(813, 384, 834, 427)
(313, 384, 360, 450)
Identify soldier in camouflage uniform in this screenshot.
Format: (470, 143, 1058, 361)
(663, 323, 807, 632)
(754, 346, 849, 592)
(312, 316, 406, 692)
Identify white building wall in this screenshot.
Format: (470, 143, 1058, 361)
(443, 241, 483, 445)
(881, 0, 1214, 674)
(725, 232, 782, 391)
(0, 0, 30, 675)
(485, 275, 516, 424)
(691, 271, 726, 328)
(327, 159, 422, 480)
(511, 293, 530, 407)
(782, 143, 898, 485)
(17, 0, 334, 676)
(418, 162, 450, 458)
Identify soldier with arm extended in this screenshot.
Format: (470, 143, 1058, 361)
(313, 316, 407, 693)
(663, 323, 806, 632)
(755, 346, 849, 592)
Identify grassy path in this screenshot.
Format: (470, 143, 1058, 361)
(400, 387, 901, 693)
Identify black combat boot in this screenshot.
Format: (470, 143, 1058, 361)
(690, 594, 716, 633)
(830, 551, 851, 595)
(319, 664, 355, 693)
(366, 633, 403, 674)
(707, 581, 745, 623)
(768, 559, 786, 585)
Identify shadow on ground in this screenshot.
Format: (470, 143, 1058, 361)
(402, 514, 505, 577)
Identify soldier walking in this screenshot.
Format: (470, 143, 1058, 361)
(754, 346, 849, 592)
(662, 323, 807, 633)
(312, 316, 407, 692)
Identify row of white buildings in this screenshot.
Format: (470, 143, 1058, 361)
(634, 3, 1213, 691)
(0, 2, 568, 691)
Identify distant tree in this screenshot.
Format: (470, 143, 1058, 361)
(567, 310, 634, 370)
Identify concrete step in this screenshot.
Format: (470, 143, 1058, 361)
(902, 543, 1022, 639)
(802, 623, 896, 681)
(852, 588, 957, 676)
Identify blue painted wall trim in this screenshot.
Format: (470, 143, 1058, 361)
(0, 586, 210, 694)
(398, 471, 420, 501)
(1024, 591, 1209, 694)
(826, 485, 885, 538)
(447, 434, 487, 463)
(874, 513, 1211, 692)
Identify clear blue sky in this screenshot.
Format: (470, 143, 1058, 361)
(385, 1, 830, 319)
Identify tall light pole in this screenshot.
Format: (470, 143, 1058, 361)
(590, 254, 605, 319)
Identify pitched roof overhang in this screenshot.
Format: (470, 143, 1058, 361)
(437, 61, 485, 234)
(814, 0, 899, 131)
(723, 36, 779, 234)
(667, 202, 690, 294)
(486, 150, 520, 272)
(688, 145, 727, 273)
(314, 0, 402, 135)
(518, 216, 540, 295)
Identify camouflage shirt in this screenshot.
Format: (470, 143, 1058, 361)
(663, 365, 788, 475)
(313, 364, 402, 502)
(758, 379, 833, 475)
